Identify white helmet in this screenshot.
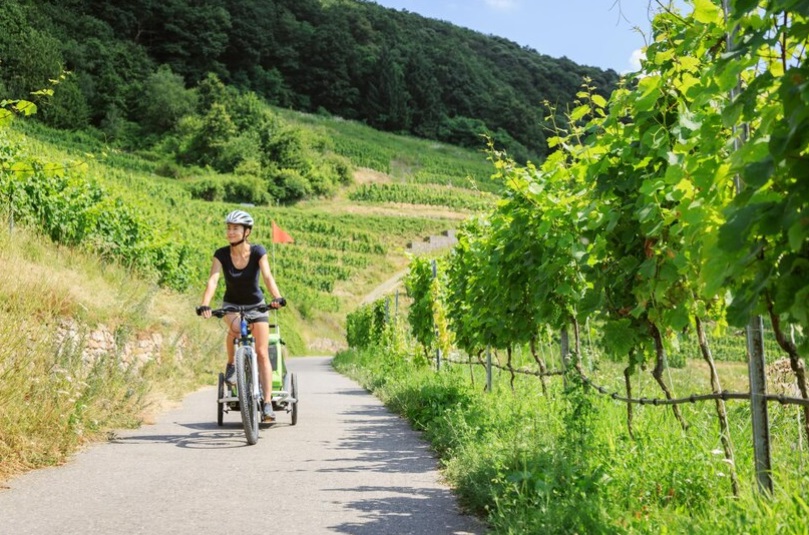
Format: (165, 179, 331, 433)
(225, 210, 253, 228)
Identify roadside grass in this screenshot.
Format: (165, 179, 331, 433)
(333, 331, 809, 533)
(0, 227, 222, 482)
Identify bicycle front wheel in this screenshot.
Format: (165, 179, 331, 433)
(236, 346, 260, 445)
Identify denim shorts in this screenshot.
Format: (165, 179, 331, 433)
(222, 301, 269, 324)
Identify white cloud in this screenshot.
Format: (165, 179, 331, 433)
(484, 0, 518, 10)
(627, 48, 645, 73)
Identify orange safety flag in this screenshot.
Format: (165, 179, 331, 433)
(272, 221, 294, 244)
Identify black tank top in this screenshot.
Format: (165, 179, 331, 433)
(214, 244, 267, 304)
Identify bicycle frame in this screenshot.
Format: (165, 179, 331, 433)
(237, 317, 261, 402)
(217, 318, 261, 400)
(197, 304, 266, 444)
(199, 302, 297, 439)
(219, 315, 296, 408)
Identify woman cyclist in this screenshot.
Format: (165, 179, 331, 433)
(198, 210, 285, 422)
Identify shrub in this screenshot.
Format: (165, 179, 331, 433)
(266, 167, 310, 202)
(139, 65, 197, 135)
(186, 175, 270, 205)
(39, 75, 90, 130)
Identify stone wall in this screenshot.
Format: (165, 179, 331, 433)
(406, 229, 457, 254)
(55, 319, 187, 369)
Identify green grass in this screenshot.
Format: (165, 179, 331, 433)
(334, 324, 809, 534)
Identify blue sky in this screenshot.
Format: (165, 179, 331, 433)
(370, 1, 692, 73)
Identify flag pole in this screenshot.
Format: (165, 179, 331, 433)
(272, 200, 278, 274)
(271, 218, 278, 328)
(269, 214, 294, 330)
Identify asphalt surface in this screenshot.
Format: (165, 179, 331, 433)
(0, 357, 485, 535)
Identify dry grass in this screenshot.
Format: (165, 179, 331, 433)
(301, 167, 473, 221)
(331, 201, 472, 220)
(0, 226, 223, 483)
(353, 167, 393, 185)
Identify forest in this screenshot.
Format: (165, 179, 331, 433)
(0, 0, 618, 164)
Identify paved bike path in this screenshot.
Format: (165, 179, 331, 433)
(0, 357, 485, 535)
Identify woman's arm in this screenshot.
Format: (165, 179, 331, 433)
(258, 254, 282, 301)
(200, 258, 223, 318)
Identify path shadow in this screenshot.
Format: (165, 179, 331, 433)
(317, 406, 438, 475)
(109, 419, 289, 449)
(325, 485, 484, 535)
(110, 428, 248, 449)
(317, 385, 487, 533)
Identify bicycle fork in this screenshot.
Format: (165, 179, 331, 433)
(246, 347, 261, 402)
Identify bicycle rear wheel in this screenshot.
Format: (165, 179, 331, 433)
(236, 347, 260, 445)
(217, 372, 225, 427)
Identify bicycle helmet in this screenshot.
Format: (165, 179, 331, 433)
(225, 209, 253, 228)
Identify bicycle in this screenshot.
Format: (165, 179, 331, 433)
(196, 301, 298, 445)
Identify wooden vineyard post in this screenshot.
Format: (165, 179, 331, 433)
(432, 259, 441, 372)
(722, 0, 772, 494)
(560, 327, 570, 388)
(747, 316, 773, 494)
(486, 345, 493, 393)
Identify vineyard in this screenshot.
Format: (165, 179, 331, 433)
(348, 183, 496, 211)
(0, 66, 505, 485)
(1, 95, 492, 354)
(276, 108, 501, 192)
(6, 0, 809, 530)
(340, 1, 809, 532)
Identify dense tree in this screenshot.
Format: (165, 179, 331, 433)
(0, 1, 64, 99)
(365, 46, 410, 131)
(139, 65, 197, 135)
(39, 73, 90, 129)
(2, 0, 620, 160)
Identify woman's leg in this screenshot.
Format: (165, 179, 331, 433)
(223, 313, 240, 363)
(222, 314, 240, 384)
(250, 321, 273, 404)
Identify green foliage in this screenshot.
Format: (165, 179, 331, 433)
(486, 376, 612, 534)
(179, 102, 237, 170)
(399, 1, 809, 386)
(348, 183, 494, 211)
(39, 74, 90, 130)
(346, 297, 404, 352)
(404, 256, 438, 353)
(346, 303, 375, 349)
(0, 0, 619, 163)
(445, 217, 491, 354)
(0, 101, 193, 290)
(139, 65, 197, 135)
(290, 109, 499, 192)
(153, 75, 356, 204)
(0, 1, 64, 99)
(185, 174, 271, 205)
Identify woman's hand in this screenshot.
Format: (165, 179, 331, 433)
(196, 305, 212, 318)
(270, 297, 287, 309)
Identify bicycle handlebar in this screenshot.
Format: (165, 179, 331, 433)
(196, 298, 286, 318)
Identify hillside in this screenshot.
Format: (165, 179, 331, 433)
(0, 0, 608, 494)
(3, 99, 498, 354)
(0, 0, 618, 161)
(0, 95, 494, 480)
